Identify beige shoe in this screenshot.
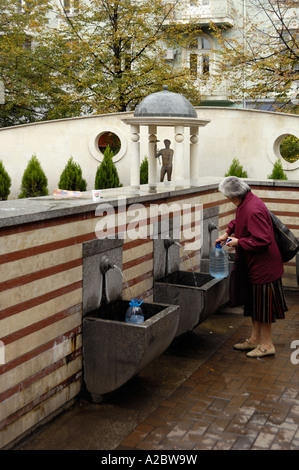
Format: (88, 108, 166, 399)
(233, 339, 257, 351)
(247, 345, 275, 358)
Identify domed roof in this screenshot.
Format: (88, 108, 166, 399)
(134, 85, 197, 118)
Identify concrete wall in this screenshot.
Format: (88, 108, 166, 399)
(0, 107, 298, 199)
(0, 179, 298, 448)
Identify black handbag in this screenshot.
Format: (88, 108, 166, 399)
(269, 211, 299, 262)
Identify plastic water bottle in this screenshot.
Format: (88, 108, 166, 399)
(125, 299, 144, 324)
(209, 243, 229, 278)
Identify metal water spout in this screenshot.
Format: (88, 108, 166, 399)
(164, 235, 181, 276)
(208, 221, 218, 252)
(100, 255, 117, 304)
(208, 221, 218, 232)
(164, 234, 181, 249)
(100, 255, 116, 274)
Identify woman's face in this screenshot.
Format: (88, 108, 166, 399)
(228, 196, 242, 206)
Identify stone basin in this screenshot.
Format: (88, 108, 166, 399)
(83, 299, 179, 402)
(154, 271, 229, 337)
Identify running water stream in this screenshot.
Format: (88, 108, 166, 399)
(164, 235, 198, 287)
(113, 264, 135, 301)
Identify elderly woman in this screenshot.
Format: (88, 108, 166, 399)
(216, 176, 287, 358)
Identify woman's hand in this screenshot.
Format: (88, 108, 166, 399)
(215, 233, 239, 247)
(215, 233, 229, 246)
(226, 236, 239, 247)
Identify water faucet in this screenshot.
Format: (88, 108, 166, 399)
(164, 234, 181, 249)
(100, 255, 116, 274)
(207, 221, 218, 253)
(208, 221, 218, 232)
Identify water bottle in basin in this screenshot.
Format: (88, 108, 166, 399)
(125, 299, 144, 324)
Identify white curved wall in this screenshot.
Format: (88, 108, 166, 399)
(0, 107, 298, 199)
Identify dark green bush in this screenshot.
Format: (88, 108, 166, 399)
(0, 160, 11, 200)
(225, 158, 248, 178)
(58, 157, 87, 191)
(140, 156, 148, 184)
(95, 145, 121, 189)
(19, 155, 48, 198)
(268, 159, 287, 180)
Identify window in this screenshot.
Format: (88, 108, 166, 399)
(164, 3, 175, 19)
(89, 127, 127, 164)
(98, 132, 121, 156)
(63, 0, 79, 14)
(23, 36, 32, 51)
(188, 35, 212, 78)
(190, 54, 198, 78)
(18, 0, 30, 13)
(280, 134, 299, 164)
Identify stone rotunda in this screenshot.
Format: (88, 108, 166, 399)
(122, 85, 210, 190)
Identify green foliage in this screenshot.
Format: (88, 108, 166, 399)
(58, 157, 87, 191)
(18, 155, 48, 198)
(280, 135, 299, 164)
(140, 156, 148, 184)
(225, 158, 248, 178)
(0, 160, 11, 200)
(268, 159, 287, 180)
(0, 0, 204, 125)
(95, 146, 121, 189)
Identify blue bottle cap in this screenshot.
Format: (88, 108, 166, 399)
(129, 298, 143, 307)
(215, 243, 222, 248)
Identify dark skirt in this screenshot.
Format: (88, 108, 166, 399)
(244, 278, 287, 323)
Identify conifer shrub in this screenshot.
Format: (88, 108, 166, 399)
(140, 156, 148, 184)
(18, 155, 48, 198)
(0, 160, 11, 200)
(95, 145, 121, 189)
(225, 158, 248, 178)
(268, 159, 287, 180)
(58, 157, 87, 191)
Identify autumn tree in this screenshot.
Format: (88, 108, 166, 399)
(0, 0, 211, 125)
(0, 0, 52, 126)
(211, 0, 299, 111)
(42, 0, 204, 116)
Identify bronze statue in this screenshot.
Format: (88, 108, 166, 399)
(155, 139, 174, 182)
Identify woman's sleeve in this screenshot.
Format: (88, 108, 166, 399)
(226, 219, 235, 235)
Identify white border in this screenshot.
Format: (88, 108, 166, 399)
(88, 126, 127, 163)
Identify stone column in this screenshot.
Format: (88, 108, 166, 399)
(190, 126, 199, 186)
(148, 125, 157, 192)
(130, 124, 140, 189)
(174, 125, 185, 186)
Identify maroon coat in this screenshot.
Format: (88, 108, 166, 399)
(226, 191, 284, 284)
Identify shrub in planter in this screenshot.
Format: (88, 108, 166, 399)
(268, 159, 287, 180)
(95, 145, 121, 189)
(19, 155, 48, 198)
(58, 157, 87, 191)
(0, 160, 11, 200)
(225, 158, 248, 178)
(140, 156, 148, 184)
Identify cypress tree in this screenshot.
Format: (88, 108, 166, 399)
(19, 155, 48, 198)
(140, 156, 148, 184)
(58, 157, 87, 191)
(95, 145, 121, 189)
(268, 159, 287, 180)
(0, 160, 11, 200)
(225, 158, 248, 178)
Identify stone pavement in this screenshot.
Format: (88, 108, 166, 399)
(117, 290, 299, 451)
(18, 290, 299, 451)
